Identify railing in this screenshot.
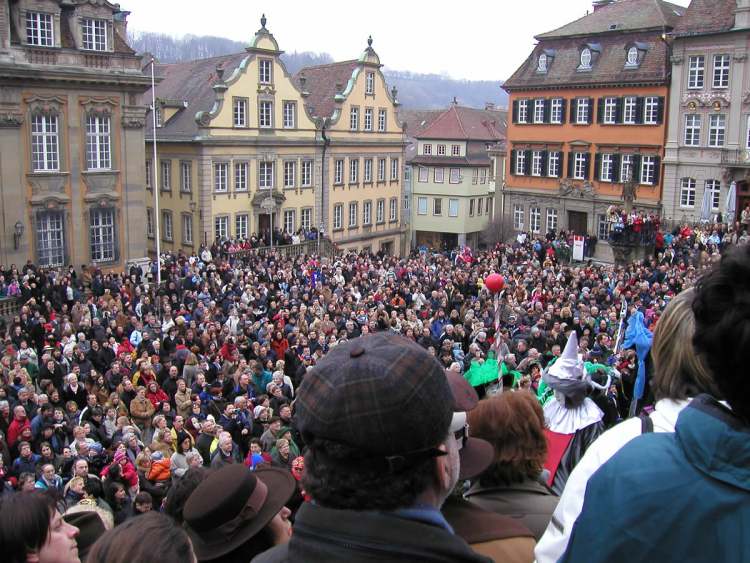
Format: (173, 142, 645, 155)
(721, 149, 750, 167)
(0, 297, 22, 320)
(228, 238, 339, 261)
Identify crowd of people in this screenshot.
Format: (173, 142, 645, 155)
(0, 218, 746, 562)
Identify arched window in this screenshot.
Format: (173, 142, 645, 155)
(627, 46, 639, 66)
(538, 53, 547, 72)
(580, 48, 592, 69)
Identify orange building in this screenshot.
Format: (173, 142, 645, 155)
(501, 0, 684, 241)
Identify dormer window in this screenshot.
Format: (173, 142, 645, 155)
(259, 59, 272, 84)
(366, 71, 375, 94)
(537, 53, 548, 72)
(26, 12, 54, 47)
(82, 18, 108, 51)
(579, 48, 592, 69)
(626, 46, 639, 66)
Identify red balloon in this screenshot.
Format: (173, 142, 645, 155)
(484, 274, 505, 294)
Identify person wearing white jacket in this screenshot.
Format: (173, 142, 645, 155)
(535, 288, 722, 563)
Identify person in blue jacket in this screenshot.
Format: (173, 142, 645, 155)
(561, 245, 750, 563)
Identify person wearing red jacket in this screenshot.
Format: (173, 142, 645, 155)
(145, 381, 169, 410)
(7, 405, 30, 449)
(270, 331, 289, 361)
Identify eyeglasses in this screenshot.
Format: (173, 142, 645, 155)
(453, 424, 468, 451)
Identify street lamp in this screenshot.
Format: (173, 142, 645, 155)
(261, 196, 276, 250)
(13, 221, 23, 250)
(142, 57, 162, 289)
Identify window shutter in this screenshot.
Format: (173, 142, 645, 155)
(635, 97, 645, 124)
(613, 154, 621, 183)
(615, 97, 624, 124)
(543, 99, 551, 123)
(597, 98, 604, 124)
(633, 154, 642, 183)
(560, 99, 567, 124)
(510, 150, 517, 175)
(570, 98, 577, 123)
(587, 98, 595, 124)
(594, 153, 602, 181)
(584, 153, 591, 179)
(512, 100, 519, 124)
(656, 96, 665, 124)
(524, 150, 532, 175)
(541, 150, 549, 175)
(556, 152, 563, 177)
(567, 152, 574, 178)
(652, 156, 661, 185)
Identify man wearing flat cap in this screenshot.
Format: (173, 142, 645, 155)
(253, 332, 493, 562)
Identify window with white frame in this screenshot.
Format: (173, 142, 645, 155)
(434, 168, 445, 183)
(437, 144, 446, 156)
(362, 159, 372, 183)
(362, 201, 372, 225)
(530, 206, 541, 233)
(713, 54, 730, 88)
(452, 144, 461, 156)
(448, 198, 459, 217)
(573, 152, 587, 180)
(259, 101, 272, 128)
(259, 59, 272, 84)
(283, 209, 296, 234)
(214, 216, 228, 241)
(214, 163, 228, 192)
(259, 161, 273, 189)
(283, 101, 296, 129)
(579, 48, 592, 69)
(597, 214, 610, 240)
(623, 96, 637, 124)
(26, 11, 53, 47)
(548, 151, 560, 177)
(81, 18, 108, 51)
(515, 151, 526, 175)
(531, 151, 543, 176)
(335, 159, 344, 184)
(417, 196, 428, 215)
(640, 155, 657, 185)
(364, 108, 373, 131)
(31, 113, 59, 171)
(161, 160, 171, 191)
(601, 153, 613, 182)
(644, 97, 659, 124)
(620, 154, 634, 182)
(154, 105, 162, 128)
(513, 204, 524, 230)
(706, 179, 721, 211)
(235, 213, 248, 239)
(403, 194, 409, 210)
(518, 99, 528, 123)
(603, 97, 617, 124)
(36, 211, 65, 267)
(301, 160, 312, 187)
(680, 178, 696, 207)
(146, 208, 154, 238)
(576, 98, 589, 124)
(89, 207, 114, 262)
(418, 166, 428, 182)
(688, 55, 705, 89)
(449, 168, 461, 183)
(234, 162, 247, 191)
(391, 158, 399, 180)
(472, 168, 479, 185)
(378, 158, 386, 181)
(480, 168, 487, 184)
(301, 208, 312, 230)
(626, 46, 639, 66)
(349, 159, 359, 183)
(423, 144, 432, 155)
(233, 98, 247, 127)
(284, 161, 296, 188)
(162, 211, 173, 241)
(546, 208, 558, 233)
(534, 99, 545, 123)
(550, 98, 563, 124)
(377, 199, 385, 223)
(181, 161, 192, 193)
(85, 114, 110, 170)
(684, 114, 701, 146)
(183, 214, 193, 244)
(708, 114, 726, 147)
(145, 160, 152, 189)
(390, 198, 398, 221)
(477, 198, 483, 215)
(469, 198, 475, 216)
(366, 71, 375, 94)
(433, 198, 442, 216)
(350, 107, 359, 130)
(333, 204, 343, 229)
(378, 109, 386, 132)
(348, 202, 358, 227)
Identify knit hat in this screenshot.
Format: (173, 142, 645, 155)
(113, 450, 126, 464)
(151, 451, 164, 461)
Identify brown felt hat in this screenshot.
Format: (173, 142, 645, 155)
(183, 464, 295, 561)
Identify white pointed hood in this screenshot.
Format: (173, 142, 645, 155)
(548, 331, 584, 381)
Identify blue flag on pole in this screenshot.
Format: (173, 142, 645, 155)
(622, 310, 653, 408)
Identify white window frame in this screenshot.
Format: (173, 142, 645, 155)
(513, 204, 524, 230)
(214, 216, 228, 241)
(706, 179, 721, 211)
(348, 202, 358, 227)
(259, 59, 272, 84)
(259, 161, 274, 189)
(708, 114, 726, 147)
(680, 178, 696, 207)
(469, 198, 475, 216)
(334, 159, 344, 184)
(364, 158, 373, 183)
(301, 208, 312, 230)
(531, 151, 543, 176)
(391, 158, 399, 180)
(378, 158, 386, 181)
(181, 161, 192, 193)
(283, 209, 296, 234)
(515, 151, 526, 175)
(145, 160, 152, 189)
(146, 208, 154, 239)
(333, 204, 343, 229)
(235, 213, 248, 239)
(573, 152, 586, 180)
(434, 167, 444, 183)
(418, 166, 428, 183)
(626, 46, 639, 66)
(620, 154, 634, 183)
(451, 144, 461, 156)
(214, 162, 228, 192)
(601, 153, 613, 182)
(163, 211, 174, 241)
(517, 99, 528, 124)
(417, 196, 428, 215)
(81, 18, 108, 51)
(89, 208, 116, 262)
(550, 98, 563, 124)
(538, 53, 548, 72)
(546, 208, 558, 233)
(576, 98, 589, 124)
(364, 108, 373, 131)
(378, 109, 386, 132)
(390, 198, 398, 222)
(713, 54, 730, 88)
(349, 159, 359, 183)
(283, 160, 296, 189)
(26, 11, 54, 47)
(684, 114, 701, 146)
(234, 162, 247, 192)
(31, 113, 59, 172)
(85, 114, 111, 170)
(301, 160, 312, 187)
(644, 97, 659, 125)
(603, 98, 617, 124)
(597, 214, 611, 240)
(160, 160, 171, 191)
(259, 101, 273, 129)
(623, 97, 637, 124)
(423, 144, 432, 155)
(363, 201, 372, 225)
(530, 207, 541, 233)
(233, 98, 248, 127)
(548, 151, 560, 177)
(437, 144, 446, 156)
(377, 199, 385, 223)
(433, 198, 442, 216)
(688, 55, 705, 89)
(36, 210, 65, 267)
(183, 214, 194, 244)
(282, 101, 296, 129)
(534, 99, 545, 123)
(640, 155, 656, 185)
(366, 71, 375, 95)
(350, 107, 359, 130)
(579, 48, 592, 69)
(449, 168, 461, 183)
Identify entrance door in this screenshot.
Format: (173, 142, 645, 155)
(258, 214, 270, 235)
(568, 211, 588, 235)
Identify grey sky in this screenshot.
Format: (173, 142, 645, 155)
(123, 0, 689, 81)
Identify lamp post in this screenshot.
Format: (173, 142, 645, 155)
(261, 197, 276, 250)
(143, 57, 162, 289)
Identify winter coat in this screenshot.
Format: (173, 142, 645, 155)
(174, 389, 193, 419)
(129, 396, 155, 426)
(147, 458, 171, 482)
(561, 395, 750, 563)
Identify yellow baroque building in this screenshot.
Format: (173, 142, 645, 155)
(145, 16, 407, 256)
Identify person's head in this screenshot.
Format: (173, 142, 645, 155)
(73, 458, 89, 478)
(0, 491, 80, 563)
(298, 333, 461, 511)
(651, 288, 721, 401)
(133, 492, 153, 514)
(468, 391, 548, 486)
(693, 245, 750, 421)
(19, 472, 37, 492)
(86, 511, 194, 563)
(163, 467, 207, 525)
(183, 464, 294, 562)
(249, 439, 263, 455)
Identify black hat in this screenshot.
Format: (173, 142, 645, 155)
(183, 464, 294, 561)
(63, 510, 106, 561)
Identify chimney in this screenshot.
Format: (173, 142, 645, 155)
(593, 0, 614, 12)
(735, 0, 750, 30)
(485, 102, 496, 110)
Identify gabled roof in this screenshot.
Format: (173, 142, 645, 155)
(143, 52, 248, 139)
(536, 0, 684, 39)
(292, 60, 359, 120)
(415, 105, 506, 141)
(672, 0, 738, 37)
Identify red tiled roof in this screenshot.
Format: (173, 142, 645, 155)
(673, 0, 737, 37)
(416, 105, 506, 141)
(292, 60, 359, 120)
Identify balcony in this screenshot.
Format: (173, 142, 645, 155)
(721, 149, 750, 167)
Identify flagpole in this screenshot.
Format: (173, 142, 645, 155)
(148, 57, 162, 291)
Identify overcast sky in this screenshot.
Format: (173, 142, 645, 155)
(123, 0, 690, 81)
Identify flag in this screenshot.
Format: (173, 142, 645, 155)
(622, 311, 653, 412)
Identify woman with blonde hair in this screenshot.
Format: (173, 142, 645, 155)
(536, 288, 721, 563)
